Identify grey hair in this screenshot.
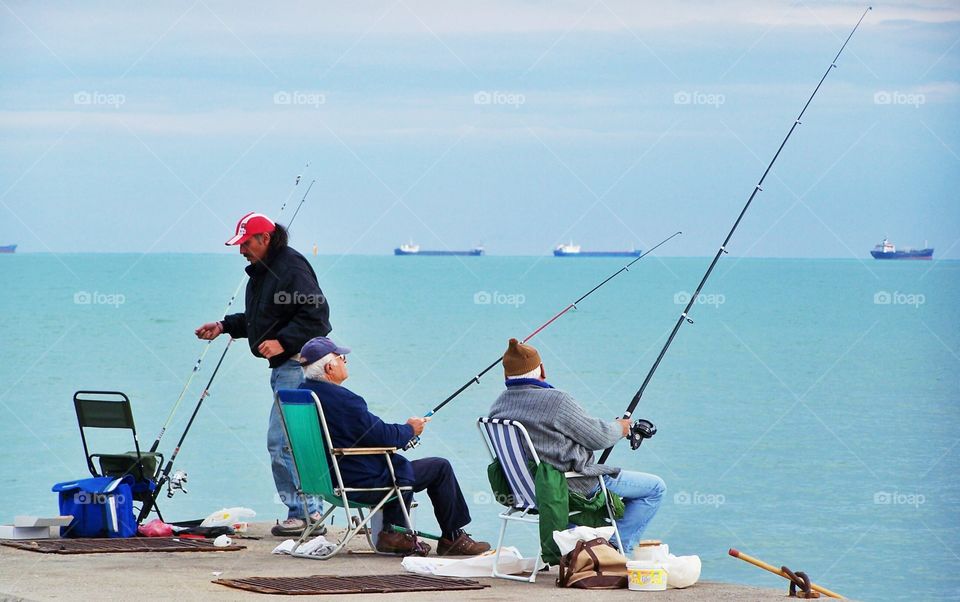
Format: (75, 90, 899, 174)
(302, 352, 338, 381)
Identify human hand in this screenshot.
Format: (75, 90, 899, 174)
(257, 339, 284, 358)
(617, 419, 631, 437)
(195, 321, 223, 340)
(406, 416, 431, 436)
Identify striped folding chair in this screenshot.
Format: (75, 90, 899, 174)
(477, 417, 622, 582)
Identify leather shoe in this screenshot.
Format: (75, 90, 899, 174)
(437, 532, 491, 556)
(375, 530, 431, 556)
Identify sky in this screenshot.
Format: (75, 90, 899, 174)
(1, 0, 958, 258)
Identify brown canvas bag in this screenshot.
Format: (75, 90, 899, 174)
(556, 537, 628, 589)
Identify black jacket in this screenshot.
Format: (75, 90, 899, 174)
(221, 246, 331, 368)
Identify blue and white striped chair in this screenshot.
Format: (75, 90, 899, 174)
(477, 417, 622, 582)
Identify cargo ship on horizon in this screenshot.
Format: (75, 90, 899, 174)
(870, 238, 933, 260)
(553, 242, 642, 257)
(394, 242, 484, 256)
(0, 244, 16, 254)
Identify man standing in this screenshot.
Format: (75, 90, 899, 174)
(195, 212, 331, 536)
(489, 338, 665, 553)
(297, 336, 491, 557)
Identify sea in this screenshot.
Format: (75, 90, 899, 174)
(1, 253, 957, 600)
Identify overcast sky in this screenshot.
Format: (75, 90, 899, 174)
(1, 1, 958, 257)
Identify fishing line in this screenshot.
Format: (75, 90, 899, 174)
(405, 230, 682, 449)
(598, 6, 872, 464)
(149, 163, 313, 453)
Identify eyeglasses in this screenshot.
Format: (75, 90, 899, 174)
(337, 354, 347, 363)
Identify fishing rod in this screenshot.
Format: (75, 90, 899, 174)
(598, 6, 872, 465)
(148, 164, 312, 453)
(405, 230, 682, 449)
(140, 167, 316, 520)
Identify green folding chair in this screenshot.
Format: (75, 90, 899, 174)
(73, 390, 164, 522)
(275, 388, 415, 559)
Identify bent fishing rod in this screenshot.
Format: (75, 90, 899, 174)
(405, 230, 682, 449)
(598, 6, 872, 465)
(142, 168, 316, 517)
(148, 167, 313, 454)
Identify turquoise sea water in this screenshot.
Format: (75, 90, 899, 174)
(1, 253, 958, 600)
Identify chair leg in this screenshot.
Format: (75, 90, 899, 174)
(600, 478, 625, 554)
(491, 516, 510, 579)
(294, 505, 336, 550)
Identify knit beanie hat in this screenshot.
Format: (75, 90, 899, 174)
(503, 338, 542, 377)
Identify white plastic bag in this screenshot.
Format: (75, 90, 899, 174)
(199, 507, 256, 528)
(552, 525, 617, 556)
(402, 547, 536, 577)
(272, 534, 336, 557)
(665, 554, 701, 588)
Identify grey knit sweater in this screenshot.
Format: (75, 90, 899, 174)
(489, 382, 622, 495)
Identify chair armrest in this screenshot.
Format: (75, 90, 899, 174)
(564, 471, 587, 478)
(333, 447, 398, 456)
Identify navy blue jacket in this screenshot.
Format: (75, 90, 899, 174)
(222, 245, 331, 368)
(299, 378, 415, 486)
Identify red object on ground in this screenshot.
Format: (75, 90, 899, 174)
(137, 519, 174, 537)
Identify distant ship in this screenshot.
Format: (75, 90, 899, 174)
(870, 238, 933, 260)
(0, 244, 16, 254)
(394, 242, 484, 256)
(553, 242, 642, 257)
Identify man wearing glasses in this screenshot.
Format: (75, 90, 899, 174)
(297, 336, 491, 557)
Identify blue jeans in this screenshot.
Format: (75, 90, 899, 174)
(596, 470, 665, 553)
(268, 359, 321, 519)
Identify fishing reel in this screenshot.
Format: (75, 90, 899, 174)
(404, 436, 421, 451)
(166, 470, 188, 498)
(629, 419, 657, 450)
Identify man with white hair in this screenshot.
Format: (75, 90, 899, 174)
(297, 336, 491, 557)
(489, 338, 665, 554)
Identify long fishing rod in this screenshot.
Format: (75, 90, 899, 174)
(148, 165, 312, 453)
(598, 7, 872, 465)
(141, 168, 316, 518)
(405, 230, 682, 449)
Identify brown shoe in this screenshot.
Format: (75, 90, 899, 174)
(437, 532, 491, 556)
(375, 530, 431, 556)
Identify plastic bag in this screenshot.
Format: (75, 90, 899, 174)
(402, 547, 537, 577)
(199, 507, 255, 528)
(273, 534, 336, 557)
(665, 554, 701, 588)
(552, 525, 616, 555)
(137, 518, 173, 537)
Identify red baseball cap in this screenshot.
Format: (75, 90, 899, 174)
(225, 212, 276, 246)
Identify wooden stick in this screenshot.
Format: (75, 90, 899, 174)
(728, 548, 845, 599)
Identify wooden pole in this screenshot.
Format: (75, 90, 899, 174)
(728, 548, 845, 599)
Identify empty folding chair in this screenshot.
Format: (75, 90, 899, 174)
(73, 390, 164, 522)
